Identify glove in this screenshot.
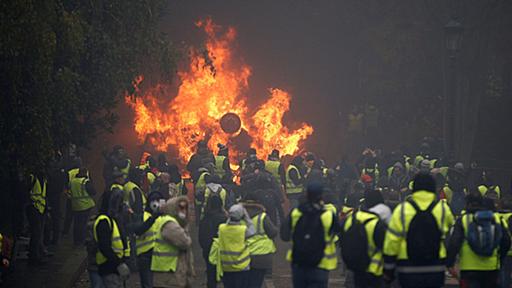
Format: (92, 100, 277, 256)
(117, 263, 130, 281)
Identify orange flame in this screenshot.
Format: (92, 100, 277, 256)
(126, 18, 313, 165)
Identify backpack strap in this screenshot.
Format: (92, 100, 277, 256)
(407, 198, 437, 213)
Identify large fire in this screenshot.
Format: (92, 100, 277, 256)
(126, 18, 313, 165)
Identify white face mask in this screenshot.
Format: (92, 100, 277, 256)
(150, 201, 160, 214)
(178, 212, 187, 220)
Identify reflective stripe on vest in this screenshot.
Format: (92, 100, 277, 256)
(247, 212, 276, 256)
(286, 165, 303, 194)
(93, 215, 124, 265)
(136, 211, 156, 255)
(218, 223, 251, 272)
(459, 213, 501, 271)
(343, 211, 383, 276)
(265, 160, 281, 184)
(70, 177, 95, 211)
(30, 175, 47, 214)
(151, 215, 180, 272)
(123, 181, 147, 208)
(287, 208, 338, 270)
(214, 156, 226, 178)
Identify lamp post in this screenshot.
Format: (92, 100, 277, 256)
(444, 18, 463, 162)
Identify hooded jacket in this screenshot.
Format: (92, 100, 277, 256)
(244, 202, 278, 270)
(153, 196, 195, 288)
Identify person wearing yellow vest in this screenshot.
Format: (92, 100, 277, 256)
(195, 167, 212, 224)
(94, 189, 130, 288)
(446, 192, 511, 287)
(63, 163, 85, 236)
(215, 204, 255, 288)
(266, 149, 285, 187)
(214, 143, 232, 182)
(123, 168, 147, 217)
(286, 156, 305, 210)
(280, 182, 339, 288)
(201, 178, 227, 220)
(26, 173, 48, 265)
(498, 197, 512, 288)
(152, 196, 195, 288)
(341, 204, 387, 288)
(243, 191, 278, 288)
(131, 191, 163, 288)
(383, 173, 454, 288)
(70, 168, 97, 246)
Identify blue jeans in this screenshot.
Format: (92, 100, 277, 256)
(88, 269, 104, 288)
(292, 264, 329, 288)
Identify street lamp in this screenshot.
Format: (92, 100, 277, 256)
(443, 18, 463, 162)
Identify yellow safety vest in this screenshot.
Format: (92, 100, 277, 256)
(110, 183, 124, 192)
(265, 160, 281, 185)
(93, 215, 124, 265)
(286, 165, 303, 194)
(195, 172, 210, 205)
(478, 185, 501, 199)
(286, 208, 338, 270)
(361, 167, 380, 184)
(120, 159, 131, 178)
(30, 174, 47, 214)
(459, 213, 502, 271)
(136, 211, 156, 255)
(383, 191, 454, 273)
(68, 168, 80, 183)
(343, 211, 383, 276)
(70, 177, 95, 211)
(201, 186, 227, 219)
(218, 223, 251, 272)
(247, 212, 276, 256)
(214, 156, 227, 179)
(151, 215, 180, 272)
(499, 212, 512, 257)
(123, 181, 147, 208)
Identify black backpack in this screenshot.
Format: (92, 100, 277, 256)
(341, 211, 378, 272)
(292, 208, 326, 267)
(406, 199, 442, 264)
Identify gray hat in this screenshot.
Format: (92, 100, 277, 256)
(420, 159, 431, 170)
(228, 204, 245, 221)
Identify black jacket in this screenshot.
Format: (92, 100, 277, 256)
(96, 215, 125, 276)
(198, 210, 227, 259)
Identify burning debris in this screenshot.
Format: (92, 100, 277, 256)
(126, 18, 313, 164)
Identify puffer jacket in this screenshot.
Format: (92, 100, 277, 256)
(153, 196, 195, 288)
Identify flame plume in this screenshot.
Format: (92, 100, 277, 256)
(126, 18, 313, 165)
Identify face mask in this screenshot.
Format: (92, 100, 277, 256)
(178, 212, 187, 220)
(150, 201, 160, 214)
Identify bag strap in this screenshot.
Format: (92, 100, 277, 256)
(407, 198, 437, 213)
